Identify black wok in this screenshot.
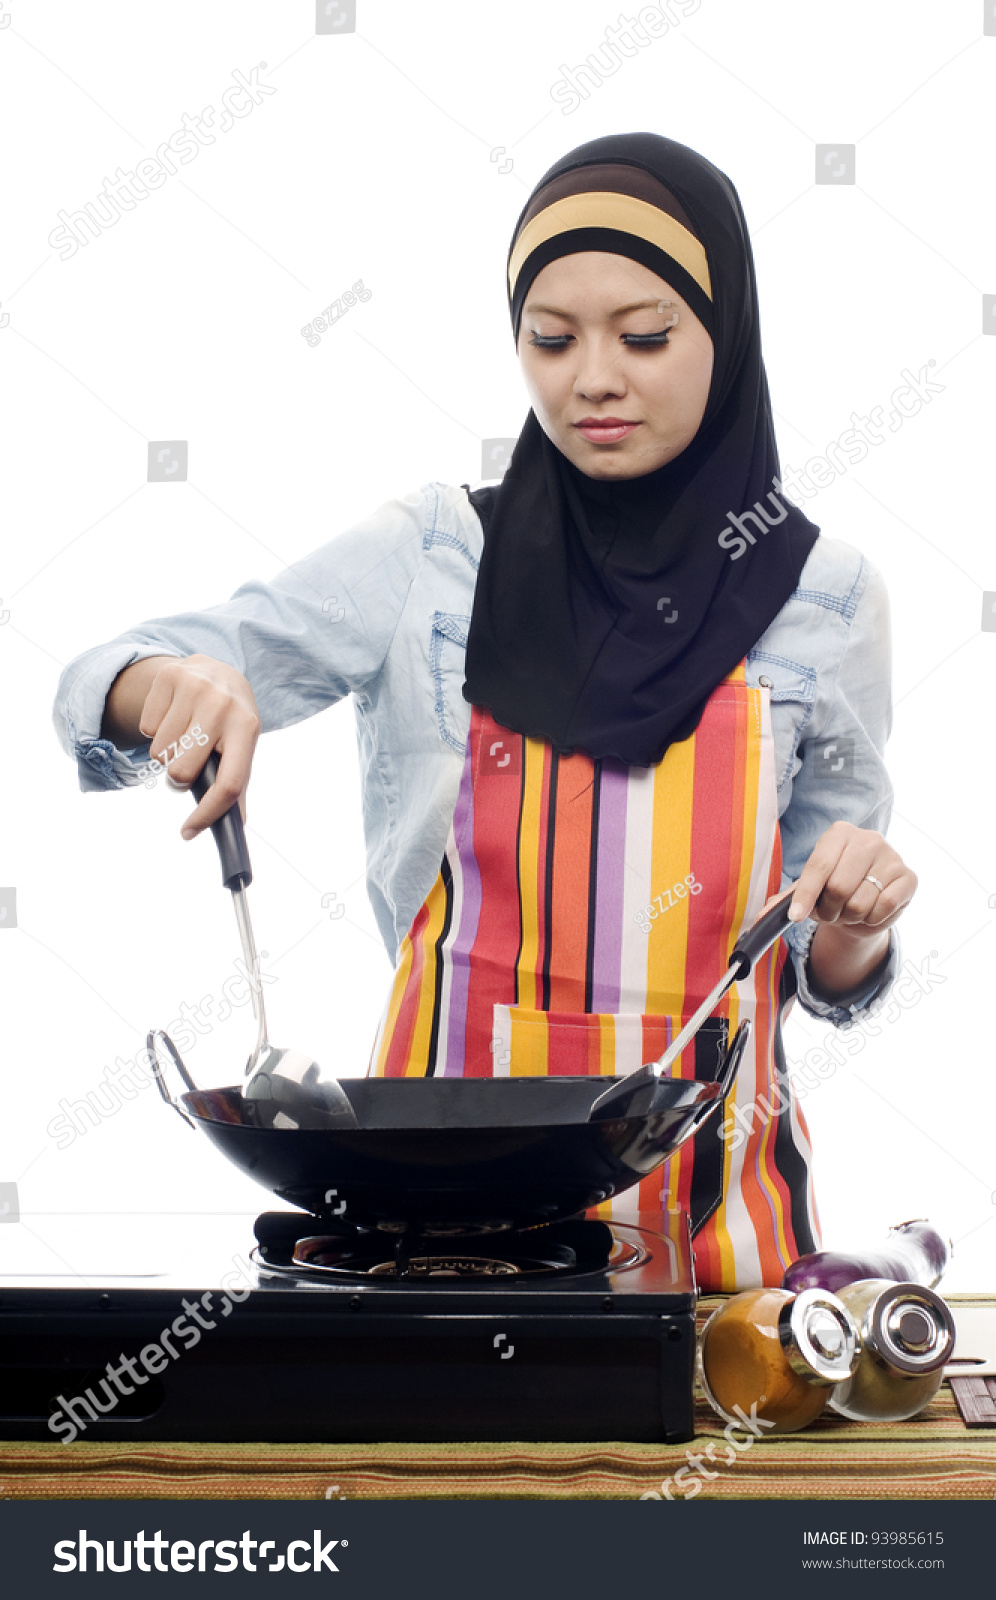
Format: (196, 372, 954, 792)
(149, 1017, 750, 1231)
(147, 755, 793, 1230)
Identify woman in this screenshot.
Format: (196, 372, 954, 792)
(55, 132, 915, 1290)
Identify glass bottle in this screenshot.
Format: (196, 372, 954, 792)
(828, 1279, 955, 1423)
(698, 1286, 861, 1434)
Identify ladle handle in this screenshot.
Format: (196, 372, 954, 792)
(189, 751, 252, 891)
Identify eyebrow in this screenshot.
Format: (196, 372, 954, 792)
(523, 299, 675, 320)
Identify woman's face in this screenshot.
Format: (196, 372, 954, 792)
(517, 252, 714, 480)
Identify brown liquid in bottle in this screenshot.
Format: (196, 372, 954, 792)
(699, 1287, 861, 1435)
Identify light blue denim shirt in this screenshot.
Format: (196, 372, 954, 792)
(53, 479, 900, 1026)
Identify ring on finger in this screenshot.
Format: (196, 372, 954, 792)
(863, 874, 885, 893)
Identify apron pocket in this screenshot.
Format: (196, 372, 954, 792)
(492, 1004, 679, 1078)
(492, 1003, 732, 1236)
(493, 1005, 731, 1082)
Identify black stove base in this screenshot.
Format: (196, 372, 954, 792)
(0, 1309, 696, 1446)
(0, 1218, 698, 1445)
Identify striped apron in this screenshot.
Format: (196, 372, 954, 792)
(369, 662, 821, 1290)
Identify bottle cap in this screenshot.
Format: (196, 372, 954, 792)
(868, 1283, 955, 1375)
(779, 1288, 861, 1385)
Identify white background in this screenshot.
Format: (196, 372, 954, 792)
(1, 0, 994, 1289)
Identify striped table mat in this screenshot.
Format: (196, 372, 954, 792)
(3, 1295, 994, 1501)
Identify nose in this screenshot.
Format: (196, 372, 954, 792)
(572, 337, 627, 401)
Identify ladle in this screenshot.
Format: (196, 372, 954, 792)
(185, 752, 358, 1129)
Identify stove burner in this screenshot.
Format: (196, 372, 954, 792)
(373, 1220, 512, 1238)
(248, 1219, 647, 1287)
(250, 1211, 652, 1288)
(367, 1255, 521, 1278)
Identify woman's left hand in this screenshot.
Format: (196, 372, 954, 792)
(784, 820, 917, 935)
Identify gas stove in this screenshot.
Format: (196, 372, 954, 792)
(0, 1210, 698, 1444)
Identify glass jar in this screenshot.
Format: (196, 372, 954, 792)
(828, 1279, 955, 1422)
(698, 1286, 861, 1435)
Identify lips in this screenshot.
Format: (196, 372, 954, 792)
(574, 420, 640, 443)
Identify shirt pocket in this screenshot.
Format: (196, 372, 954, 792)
(748, 649, 817, 795)
(429, 611, 471, 754)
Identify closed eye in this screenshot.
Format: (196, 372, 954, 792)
(528, 332, 672, 350)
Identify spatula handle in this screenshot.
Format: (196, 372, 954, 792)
(728, 890, 795, 978)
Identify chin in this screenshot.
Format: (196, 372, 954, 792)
(573, 447, 655, 479)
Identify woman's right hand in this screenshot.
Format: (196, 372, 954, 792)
(136, 654, 262, 839)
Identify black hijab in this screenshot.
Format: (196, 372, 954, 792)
(461, 131, 820, 767)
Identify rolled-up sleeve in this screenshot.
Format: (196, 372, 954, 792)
(52, 487, 427, 792)
(778, 555, 901, 1026)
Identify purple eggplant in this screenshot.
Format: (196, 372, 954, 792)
(782, 1219, 951, 1295)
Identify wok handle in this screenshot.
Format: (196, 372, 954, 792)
(682, 1019, 752, 1140)
(683, 1019, 752, 1242)
(728, 890, 796, 978)
(147, 1027, 198, 1129)
(189, 751, 253, 892)
(714, 1017, 751, 1104)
